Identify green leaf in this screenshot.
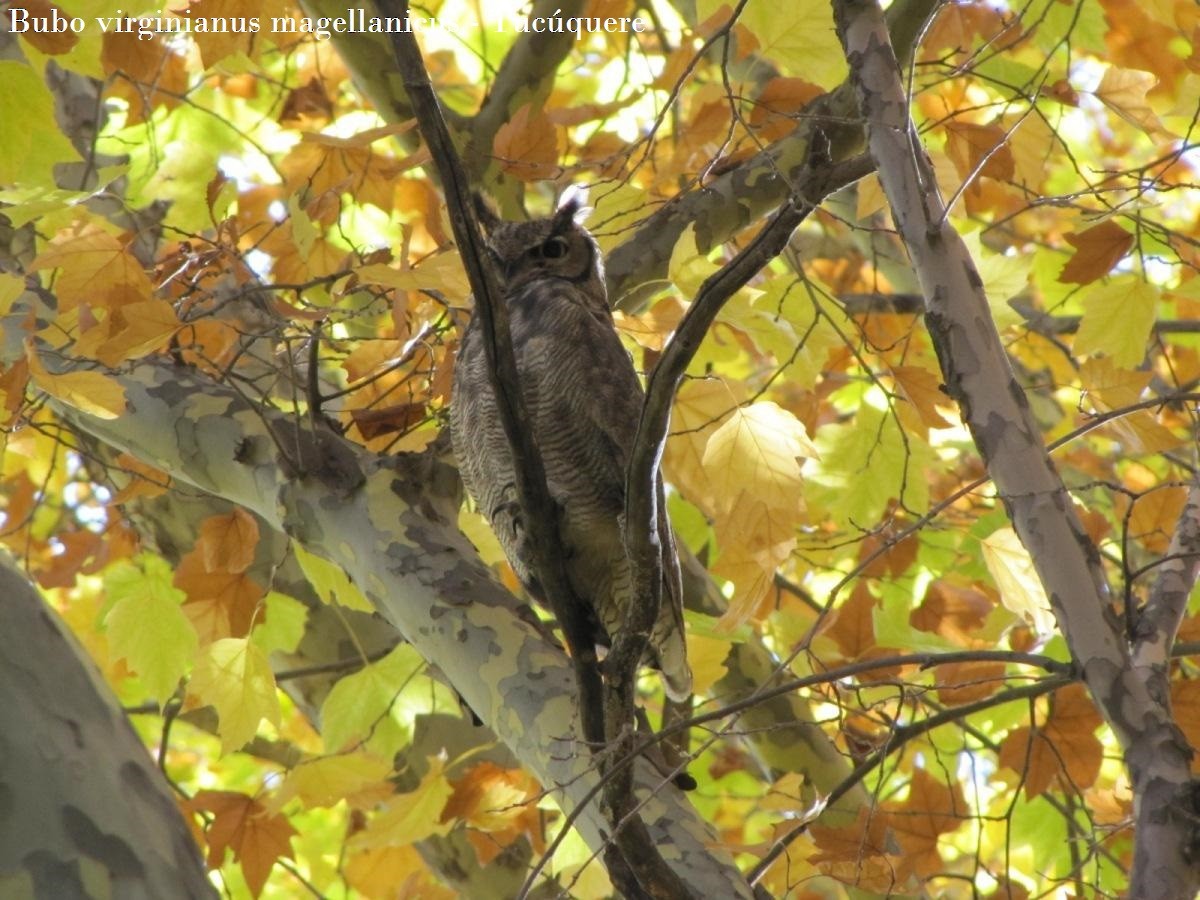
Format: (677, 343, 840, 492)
(0, 62, 82, 187)
(294, 543, 373, 612)
(738, 0, 848, 90)
(807, 397, 931, 528)
(1074, 275, 1159, 368)
(252, 592, 309, 656)
(319, 645, 425, 754)
(104, 557, 198, 703)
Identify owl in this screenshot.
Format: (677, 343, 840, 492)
(450, 194, 692, 703)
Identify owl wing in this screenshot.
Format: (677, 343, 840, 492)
(515, 288, 692, 699)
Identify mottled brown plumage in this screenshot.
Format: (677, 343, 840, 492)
(450, 195, 692, 701)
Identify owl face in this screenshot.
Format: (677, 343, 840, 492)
(475, 196, 606, 302)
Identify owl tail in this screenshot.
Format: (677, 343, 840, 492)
(656, 626, 693, 703)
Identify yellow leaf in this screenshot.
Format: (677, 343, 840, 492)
(712, 491, 799, 630)
(188, 638, 281, 754)
(349, 756, 454, 849)
(737, 0, 848, 90)
(686, 633, 732, 695)
(980, 528, 1055, 635)
(855, 173, 888, 220)
(272, 753, 394, 811)
(344, 845, 455, 900)
(664, 377, 743, 516)
(25, 340, 126, 419)
(1081, 357, 1181, 455)
(28, 220, 154, 311)
(702, 401, 816, 514)
(493, 104, 562, 182)
(0, 272, 23, 316)
(294, 543, 373, 612)
(1074, 275, 1159, 368)
(589, 182, 652, 256)
(613, 297, 686, 351)
(1095, 66, 1174, 139)
(668, 224, 719, 297)
(356, 252, 471, 305)
(91, 299, 181, 365)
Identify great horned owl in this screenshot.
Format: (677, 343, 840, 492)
(450, 195, 692, 702)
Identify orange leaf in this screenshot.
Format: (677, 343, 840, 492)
(1126, 486, 1187, 553)
(109, 452, 171, 504)
(910, 580, 994, 641)
(819, 582, 878, 659)
(809, 807, 896, 891)
(942, 121, 1015, 184)
(29, 222, 155, 312)
(891, 364, 955, 430)
(493, 104, 562, 182)
(934, 660, 1005, 705)
(998, 684, 1102, 797)
(197, 508, 260, 575)
(36, 529, 102, 589)
(188, 791, 296, 898)
(889, 768, 966, 879)
(1058, 220, 1134, 285)
(10, 0, 79, 54)
(175, 548, 265, 640)
(1170, 680, 1200, 767)
(101, 30, 188, 123)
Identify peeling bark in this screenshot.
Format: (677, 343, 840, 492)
(833, 0, 1200, 895)
(50, 358, 754, 897)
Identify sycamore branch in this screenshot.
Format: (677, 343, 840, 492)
(832, 0, 1199, 895)
(44, 354, 752, 896)
(604, 0, 940, 310)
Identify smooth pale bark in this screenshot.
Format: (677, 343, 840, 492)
(0, 553, 214, 899)
(834, 1, 1200, 896)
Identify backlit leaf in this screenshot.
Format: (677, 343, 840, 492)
(1074, 275, 1159, 368)
(188, 791, 296, 898)
(104, 557, 198, 702)
(981, 528, 1055, 635)
(319, 644, 425, 752)
(493, 104, 562, 182)
(25, 341, 126, 420)
(187, 637, 281, 753)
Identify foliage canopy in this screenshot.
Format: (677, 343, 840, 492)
(3, 0, 1200, 896)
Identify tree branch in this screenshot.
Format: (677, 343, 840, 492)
(43, 355, 753, 896)
(1133, 474, 1200, 673)
(375, 0, 608, 749)
(832, 0, 1199, 894)
(604, 0, 941, 309)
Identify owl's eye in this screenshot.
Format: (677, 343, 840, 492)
(540, 236, 569, 259)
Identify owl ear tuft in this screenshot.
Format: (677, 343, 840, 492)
(472, 193, 503, 234)
(553, 187, 592, 230)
